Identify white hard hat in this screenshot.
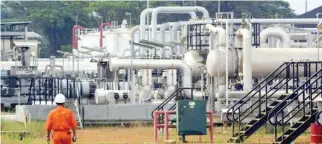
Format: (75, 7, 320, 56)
(54, 94, 66, 103)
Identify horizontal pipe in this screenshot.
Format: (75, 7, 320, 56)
(109, 58, 192, 97)
(215, 18, 322, 24)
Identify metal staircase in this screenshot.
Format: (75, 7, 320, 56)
(151, 88, 195, 119)
(226, 62, 322, 143)
(269, 69, 322, 144)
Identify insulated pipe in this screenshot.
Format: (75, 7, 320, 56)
(215, 18, 322, 24)
(99, 23, 111, 48)
(109, 58, 192, 97)
(72, 25, 85, 49)
(140, 8, 197, 41)
(205, 24, 226, 50)
(160, 23, 170, 58)
(172, 22, 183, 55)
(237, 28, 252, 92)
(260, 27, 291, 48)
(129, 25, 140, 57)
(151, 6, 210, 40)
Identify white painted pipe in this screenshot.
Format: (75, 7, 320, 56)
(109, 58, 192, 97)
(205, 24, 226, 50)
(160, 23, 170, 58)
(140, 8, 197, 41)
(129, 25, 140, 57)
(227, 90, 294, 98)
(215, 18, 322, 24)
(237, 28, 252, 92)
(172, 22, 182, 42)
(260, 27, 291, 48)
(151, 6, 210, 40)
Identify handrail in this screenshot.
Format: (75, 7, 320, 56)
(274, 69, 322, 125)
(268, 68, 322, 125)
(227, 62, 292, 122)
(227, 62, 322, 123)
(151, 87, 195, 119)
(238, 77, 293, 123)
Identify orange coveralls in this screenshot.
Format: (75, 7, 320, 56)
(45, 105, 77, 144)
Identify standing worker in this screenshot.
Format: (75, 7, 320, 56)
(45, 94, 77, 144)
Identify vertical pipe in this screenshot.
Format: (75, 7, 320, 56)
(72, 25, 85, 49)
(225, 20, 229, 107)
(100, 23, 111, 48)
(24, 25, 28, 41)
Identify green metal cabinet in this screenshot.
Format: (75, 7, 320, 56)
(176, 100, 207, 137)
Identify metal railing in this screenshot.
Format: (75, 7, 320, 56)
(227, 61, 322, 136)
(151, 87, 196, 119)
(271, 69, 322, 141)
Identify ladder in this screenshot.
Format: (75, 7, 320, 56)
(65, 99, 83, 129)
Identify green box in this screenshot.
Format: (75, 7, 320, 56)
(176, 100, 207, 136)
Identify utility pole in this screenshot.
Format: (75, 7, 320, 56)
(218, 0, 221, 13)
(305, 0, 308, 13)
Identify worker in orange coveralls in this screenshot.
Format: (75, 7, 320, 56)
(45, 94, 77, 144)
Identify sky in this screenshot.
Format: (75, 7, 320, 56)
(286, 0, 322, 15)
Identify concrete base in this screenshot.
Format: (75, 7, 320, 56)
(15, 104, 305, 124)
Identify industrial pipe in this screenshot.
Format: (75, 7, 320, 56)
(109, 58, 192, 97)
(151, 6, 210, 40)
(205, 24, 226, 50)
(140, 8, 197, 41)
(72, 25, 85, 49)
(260, 27, 290, 48)
(215, 18, 322, 24)
(99, 23, 111, 48)
(160, 23, 170, 58)
(237, 28, 252, 92)
(129, 25, 140, 57)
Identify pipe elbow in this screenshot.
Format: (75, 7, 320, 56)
(260, 27, 290, 48)
(195, 6, 210, 18)
(206, 24, 226, 46)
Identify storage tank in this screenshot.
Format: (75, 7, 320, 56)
(206, 48, 322, 78)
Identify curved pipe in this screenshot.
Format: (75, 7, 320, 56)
(151, 6, 210, 40)
(140, 8, 197, 41)
(129, 25, 140, 57)
(260, 27, 291, 48)
(237, 28, 252, 92)
(109, 58, 192, 97)
(72, 25, 85, 49)
(205, 24, 226, 50)
(99, 23, 111, 48)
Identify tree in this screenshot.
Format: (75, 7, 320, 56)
(1, 1, 296, 58)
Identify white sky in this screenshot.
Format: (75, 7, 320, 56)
(285, 0, 322, 15)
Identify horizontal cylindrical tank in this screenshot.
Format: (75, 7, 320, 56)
(94, 89, 130, 104)
(207, 48, 322, 78)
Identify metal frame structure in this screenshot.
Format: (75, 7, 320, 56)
(153, 110, 214, 143)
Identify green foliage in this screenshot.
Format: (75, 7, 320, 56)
(1, 1, 296, 58)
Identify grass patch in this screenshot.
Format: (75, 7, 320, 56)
(0, 120, 311, 144)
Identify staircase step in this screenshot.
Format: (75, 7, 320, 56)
(297, 121, 306, 124)
(245, 124, 253, 127)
